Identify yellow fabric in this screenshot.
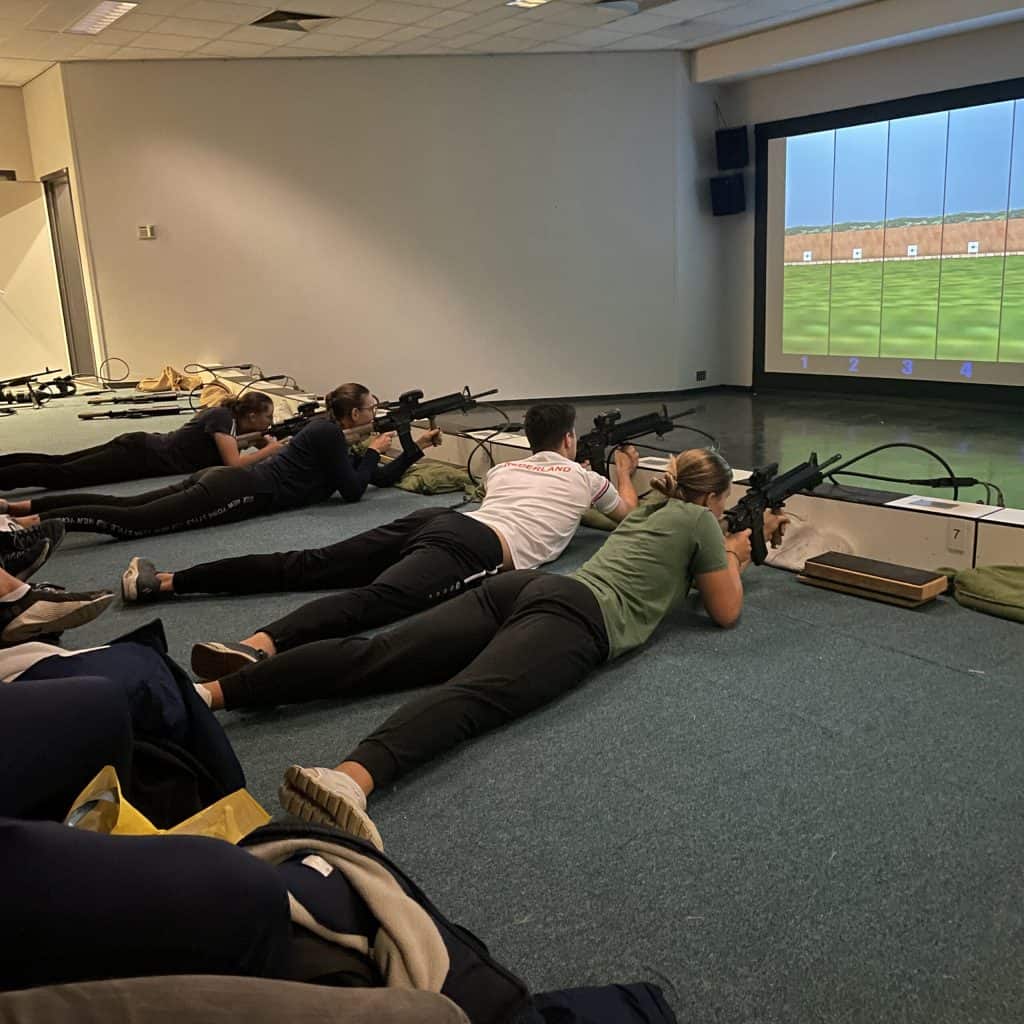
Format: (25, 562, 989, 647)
(137, 366, 204, 393)
(63, 765, 270, 843)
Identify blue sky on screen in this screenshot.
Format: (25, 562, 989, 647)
(785, 98, 1023, 229)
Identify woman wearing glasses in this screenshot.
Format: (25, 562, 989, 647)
(9, 384, 438, 541)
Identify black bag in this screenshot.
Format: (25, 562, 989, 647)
(242, 821, 531, 1024)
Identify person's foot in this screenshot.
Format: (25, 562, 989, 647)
(1, 538, 53, 581)
(121, 556, 164, 604)
(279, 765, 383, 851)
(0, 585, 114, 645)
(0, 520, 64, 555)
(191, 640, 268, 680)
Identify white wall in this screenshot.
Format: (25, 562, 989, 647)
(717, 19, 1024, 385)
(0, 87, 33, 182)
(0, 182, 68, 377)
(60, 53, 725, 400)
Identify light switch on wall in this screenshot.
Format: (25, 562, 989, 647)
(138, 225, 156, 240)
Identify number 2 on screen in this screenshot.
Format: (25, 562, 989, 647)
(848, 357, 859, 373)
(901, 359, 913, 375)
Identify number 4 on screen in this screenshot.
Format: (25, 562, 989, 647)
(960, 362, 973, 379)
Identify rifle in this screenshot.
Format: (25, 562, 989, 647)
(576, 405, 696, 478)
(0, 367, 76, 406)
(237, 401, 370, 450)
(374, 386, 498, 441)
(724, 451, 841, 565)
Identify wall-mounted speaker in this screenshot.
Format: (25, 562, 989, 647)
(715, 126, 749, 171)
(710, 173, 745, 216)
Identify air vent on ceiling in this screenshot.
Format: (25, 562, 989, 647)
(251, 10, 334, 32)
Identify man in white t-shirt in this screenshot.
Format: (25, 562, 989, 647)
(124, 404, 639, 681)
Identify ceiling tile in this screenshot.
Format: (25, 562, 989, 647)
(108, 11, 167, 34)
(423, 20, 478, 38)
(89, 27, 143, 45)
(602, 31, 677, 48)
(348, 36, 395, 50)
(561, 25, 629, 47)
(224, 24, 304, 43)
(529, 40, 584, 50)
(287, 30, 362, 49)
(647, 0, 734, 17)
(177, 1, 273, 24)
(506, 19, 574, 41)
(70, 42, 121, 58)
(130, 31, 207, 50)
(315, 16, 392, 36)
(417, 9, 472, 28)
(26, 1, 96, 33)
(155, 17, 237, 38)
(197, 38, 275, 54)
(110, 46, 189, 58)
(454, 0, 505, 11)
(291, 0, 377, 13)
(456, 9, 521, 30)
(380, 24, 429, 40)
(437, 29, 489, 44)
(261, 44, 340, 54)
(532, 3, 623, 28)
(408, 0, 469, 9)
(608, 11, 681, 35)
(356, 1, 437, 25)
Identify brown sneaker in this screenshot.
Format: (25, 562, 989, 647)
(279, 765, 383, 851)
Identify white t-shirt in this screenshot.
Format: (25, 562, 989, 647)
(465, 451, 621, 569)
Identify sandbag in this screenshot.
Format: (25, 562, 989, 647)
(943, 565, 1024, 623)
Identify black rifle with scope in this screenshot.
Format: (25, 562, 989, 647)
(724, 451, 842, 566)
(374, 386, 498, 437)
(576, 405, 696, 478)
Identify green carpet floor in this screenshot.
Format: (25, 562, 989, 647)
(2, 396, 1022, 1023)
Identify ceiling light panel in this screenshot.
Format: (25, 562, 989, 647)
(67, 1, 138, 35)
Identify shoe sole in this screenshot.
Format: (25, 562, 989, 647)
(191, 642, 260, 680)
(121, 558, 140, 602)
(279, 766, 384, 851)
(1, 592, 115, 644)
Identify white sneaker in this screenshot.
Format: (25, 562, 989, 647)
(279, 765, 383, 851)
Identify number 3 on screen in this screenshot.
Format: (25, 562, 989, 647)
(800, 356, 808, 369)
(848, 357, 859, 373)
(901, 359, 913, 375)
(960, 362, 973, 379)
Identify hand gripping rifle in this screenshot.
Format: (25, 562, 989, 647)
(576, 405, 696, 478)
(374, 386, 499, 441)
(723, 451, 841, 565)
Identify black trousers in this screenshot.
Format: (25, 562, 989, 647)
(219, 572, 610, 787)
(0, 675, 133, 822)
(0, 434, 159, 491)
(0, 818, 293, 991)
(35, 466, 275, 539)
(176, 508, 505, 650)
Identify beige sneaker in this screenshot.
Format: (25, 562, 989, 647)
(279, 765, 383, 852)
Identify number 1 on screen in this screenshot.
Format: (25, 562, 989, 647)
(801, 356, 808, 369)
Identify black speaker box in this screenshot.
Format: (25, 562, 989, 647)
(715, 126, 749, 170)
(710, 173, 745, 216)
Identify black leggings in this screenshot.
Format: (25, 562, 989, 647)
(34, 467, 275, 539)
(176, 508, 505, 650)
(219, 572, 610, 788)
(0, 434, 162, 491)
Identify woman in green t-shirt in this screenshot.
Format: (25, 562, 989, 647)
(191, 447, 790, 844)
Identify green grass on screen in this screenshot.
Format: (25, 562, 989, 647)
(783, 255, 1024, 362)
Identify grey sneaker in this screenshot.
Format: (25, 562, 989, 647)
(0, 520, 65, 556)
(191, 640, 267, 680)
(279, 765, 383, 851)
(0, 586, 114, 645)
(1, 538, 52, 581)
(121, 557, 163, 604)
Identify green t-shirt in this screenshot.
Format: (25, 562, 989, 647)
(572, 499, 729, 660)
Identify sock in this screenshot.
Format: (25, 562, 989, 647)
(0, 583, 30, 603)
(194, 683, 213, 708)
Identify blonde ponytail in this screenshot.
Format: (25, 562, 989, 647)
(650, 448, 732, 503)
